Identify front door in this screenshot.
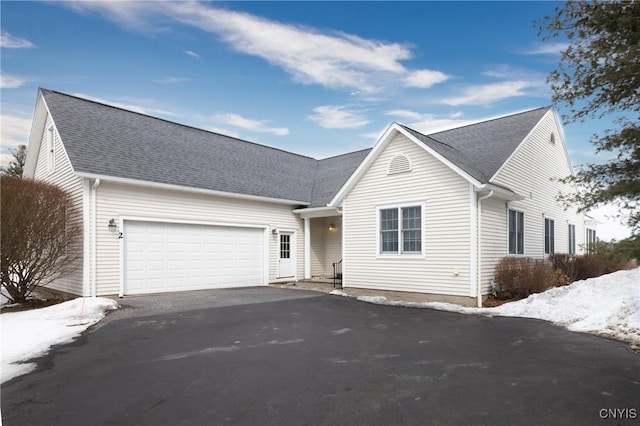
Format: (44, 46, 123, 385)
(278, 232, 295, 278)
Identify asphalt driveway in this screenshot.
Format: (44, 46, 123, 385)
(2, 287, 639, 425)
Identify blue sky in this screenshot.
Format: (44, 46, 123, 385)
(0, 1, 630, 239)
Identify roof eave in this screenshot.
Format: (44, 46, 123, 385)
(74, 172, 310, 206)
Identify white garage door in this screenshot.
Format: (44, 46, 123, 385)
(124, 221, 265, 295)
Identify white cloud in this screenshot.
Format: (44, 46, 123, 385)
(308, 106, 369, 129)
(213, 113, 289, 136)
(185, 50, 200, 59)
(384, 109, 423, 121)
(153, 76, 189, 84)
(385, 109, 474, 134)
(525, 42, 569, 55)
(405, 69, 450, 88)
(1, 114, 32, 166)
(0, 73, 26, 89)
(439, 80, 535, 106)
(62, 2, 448, 94)
(0, 31, 34, 48)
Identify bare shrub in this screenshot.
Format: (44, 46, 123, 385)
(549, 253, 578, 282)
(1, 177, 82, 303)
(574, 254, 606, 281)
(494, 257, 569, 299)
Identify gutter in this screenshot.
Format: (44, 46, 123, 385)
(476, 190, 494, 308)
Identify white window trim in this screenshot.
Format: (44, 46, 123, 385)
(376, 202, 425, 258)
(507, 207, 525, 256)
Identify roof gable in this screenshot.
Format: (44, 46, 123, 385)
(424, 107, 551, 182)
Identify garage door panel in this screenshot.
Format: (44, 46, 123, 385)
(124, 221, 265, 295)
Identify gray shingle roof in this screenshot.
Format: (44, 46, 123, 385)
(40, 89, 549, 206)
(309, 149, 371, 207)
(402, 107, 551, 183)
(42, 89, 318, 203)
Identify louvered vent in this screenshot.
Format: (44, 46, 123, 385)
(387, 154, 411, 175)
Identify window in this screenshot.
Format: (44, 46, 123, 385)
(586, 228, 597, 253)
(568, 224, 576, 255)
(545, 218, 555, 255)
(508, 209, 524, 255)
(379, 205, 422, 254)
(280, 233, 291, 259)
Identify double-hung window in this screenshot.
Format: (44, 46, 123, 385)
(545, 218, 555, 255)
(380, 205, 422, 255)
(508, 209, 524, 255)
(586, 228, 597, 253)
(568, 224, 576, 255)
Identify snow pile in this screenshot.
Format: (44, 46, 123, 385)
(490, 268, 640, 344)
(354, 268, 640, 345)
(330, 290, 349, 297)
(1, 297, 119, 383)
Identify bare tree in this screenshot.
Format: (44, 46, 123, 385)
(1, 177, 82, 303)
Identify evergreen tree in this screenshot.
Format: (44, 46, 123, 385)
(538, 0, 639, 233)
(1, 145, 27, 178)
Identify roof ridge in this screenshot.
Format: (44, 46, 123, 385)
(427, 106, 551, 136)
(319, 147, 372, 161)
(39, 88, 318, 161)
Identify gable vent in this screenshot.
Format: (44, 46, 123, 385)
(387, 154, 412, 175)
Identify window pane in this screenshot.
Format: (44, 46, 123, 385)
(517, 211, 524, 254)
(508, 210, 516, 254)
(380, 209, 398, 231)
(402, 206, 421, 253)
(380, 208, 398, 253)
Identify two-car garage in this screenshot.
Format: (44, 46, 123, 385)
(123, 220, 266, 295)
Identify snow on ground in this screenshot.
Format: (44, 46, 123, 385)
(1, 297, 119, 384)
(356, 268, 640, 346)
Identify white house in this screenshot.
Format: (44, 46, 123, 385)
(23, 89, 594, 306)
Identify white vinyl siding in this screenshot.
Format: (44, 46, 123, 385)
(491, 110, 586, 259)
(94, 182, 303, 296)
(309, 216, 342, 277)
(480, 197, 507, 292)
(33, 113, 85, 295)
(344, 132, 471, 296)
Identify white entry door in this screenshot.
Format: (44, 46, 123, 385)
(278, 231, 296, 278)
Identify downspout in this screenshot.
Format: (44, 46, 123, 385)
(476, 190, 494, 307)
(91, 178, 101, 298)
(303, 217, 311, 279)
